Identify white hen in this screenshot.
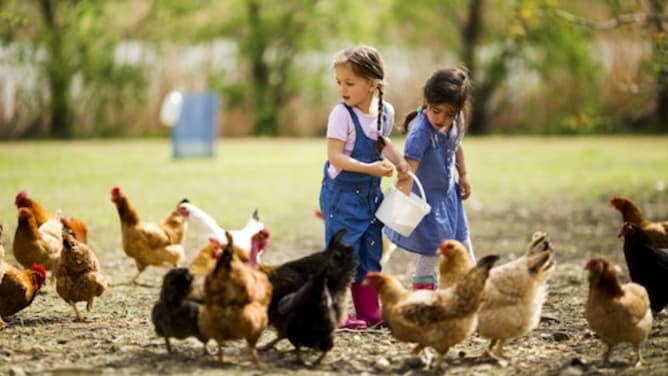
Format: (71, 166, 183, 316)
(177, 202, 266, 258)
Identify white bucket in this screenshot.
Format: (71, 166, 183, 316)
(375, 171, 431, 237)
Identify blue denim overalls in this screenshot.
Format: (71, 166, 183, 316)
(319, 103, 386, 282)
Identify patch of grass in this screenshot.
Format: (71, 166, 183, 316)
(1, 136, 666, 249)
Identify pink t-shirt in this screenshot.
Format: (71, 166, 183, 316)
(326, 102, 395, 179)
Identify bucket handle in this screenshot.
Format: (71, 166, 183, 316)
(393, 171, 427, 204)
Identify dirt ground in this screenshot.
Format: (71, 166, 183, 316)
(2, 197, 668, 376)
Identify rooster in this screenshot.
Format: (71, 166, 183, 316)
(197, 231, 272, 365)
(364, 255, 499, 368)
(178, 202, 267, 259)
(476, 232, 556, 361)
(584, 258, 652, 367)
(12, 207, 63, 271)
(619, 222, 668, 312)
(54, 227, 107, 321)
(610, 196, 668, 248)
(15, 190, 88, 243)
(0, 263, 47, 329)
(110, 186, 187, 284)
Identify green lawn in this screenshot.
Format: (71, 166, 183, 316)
(1, 136, 666, 246)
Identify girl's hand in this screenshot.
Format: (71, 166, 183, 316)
(459, 175, 471, 200)
(369, 160, 394, 177)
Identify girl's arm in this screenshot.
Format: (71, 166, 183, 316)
(396, 158, 419, 196)
(328, 138, 393, 177)
(379, 136, 410, 175)
(456, 145, 471, 199)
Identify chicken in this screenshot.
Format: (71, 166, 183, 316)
(188, 230, 271, 303)
(584, 257, 653, 367)
(12, 207, 63, 270)
(0, 263, 47, 329)
(437, 240, 474, 289)
(363, 254, 499, 368)
(271, 268, 336, 365)
(261, 229, 357, 363)
(178, 202, 267, 258)
(54, 228, 107, 320)
(189, 229, 271, 276)
(610, 196, 668, 248)
(15, 190, 88, 243)
(619, 222, 668, 312)
(152, 267, 208, 353)
(110, 186, 187, 284)
(197, 231, 272, 365)
(476, 231, 556, 360)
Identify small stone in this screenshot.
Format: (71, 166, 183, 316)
(553, 332, 570, 341)
(404, 356, 425, 369)
(9, 367, 26, 376)
(374, 357, 390, 370)
(559, 366, 584, 376)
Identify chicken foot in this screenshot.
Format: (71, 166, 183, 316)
(69, 301, 83, 321)
(257, 336, 282, 351)
(634, 344, 644, 367)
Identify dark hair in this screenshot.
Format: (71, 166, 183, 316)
(334, 45, 387, 153)
(402, 66, 472, 134)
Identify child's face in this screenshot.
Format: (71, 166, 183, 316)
(334, 63, 376, 111)
(425, 103, 458, 131)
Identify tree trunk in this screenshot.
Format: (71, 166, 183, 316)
(460, 0, 486, 134)
(39, 0, 73, 138)
(647, 0, 668, 127)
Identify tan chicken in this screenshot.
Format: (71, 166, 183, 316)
(363, 254, 499, 368)
(437, 240, 474, 289)
(12, 207, 63, 271)
(197, 232, 272, 365)
(585, 257, 653, 367)
(15, 190, 88, 243)
(476, 231, 556, 361)
(188, 230, 271, 303)
(54, 227, 107, 320)
(0, 263, 47, 329)
(110, 186, 187, 284)
(610, 196, 668, 248)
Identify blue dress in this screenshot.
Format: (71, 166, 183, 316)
(319, 103, 387, 282)
(384, 112, 470, 256)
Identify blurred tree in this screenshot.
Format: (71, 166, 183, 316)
(550, 0, 668, 130)
(0, 1, 147, 138)
(386, 0, 598, 134)
(209, 0, 366, 136)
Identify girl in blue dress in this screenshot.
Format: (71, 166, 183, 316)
(384, 67, 475, 290)
(319, 45, 410, 329)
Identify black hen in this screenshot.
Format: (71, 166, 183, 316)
(151, 267, 208, 353)
(274, 268, 336, 365)
(261, 229, 357, 357)
(620, 221, 668, 312)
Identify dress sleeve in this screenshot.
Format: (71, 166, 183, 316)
(326, 104, 351, 141)
(404, 119, 430, 162)
(382, 102, 395, 137)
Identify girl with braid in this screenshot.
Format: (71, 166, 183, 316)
(319, 45, 410, 329)
(385, 67, 475, 291)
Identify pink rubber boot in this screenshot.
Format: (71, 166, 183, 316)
(339, 282, 384, 329)
(351, 282, 383, 327)
(411, 273, 438, 290)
